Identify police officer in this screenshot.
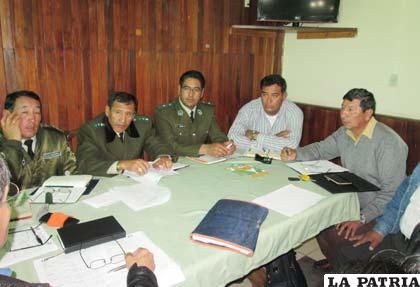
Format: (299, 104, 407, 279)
(77, 91, 172, 176)
(154, 70, 235, 157)
(0, 90, 77, 189)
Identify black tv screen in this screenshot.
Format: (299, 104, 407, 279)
(257, 0, 340, 23)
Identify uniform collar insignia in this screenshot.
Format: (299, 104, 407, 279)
(104, 116, 140, 143)
(177, 110, 184, 116)
(196, 109, 203, 116)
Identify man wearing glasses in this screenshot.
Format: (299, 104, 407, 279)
(77, 92, 172, 176)
(155, 70, 235, 157)
(0, 91, 77, 189)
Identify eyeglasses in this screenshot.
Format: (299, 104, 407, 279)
(79, 240, 126, 269)
(181, 86, 202, 94)
(8, 223, 53, 252)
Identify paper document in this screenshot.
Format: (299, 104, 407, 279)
(30, 175, 93, 204)
(124, 162, 178, 185)
(286, 160, 348, 175)
(84, 183, 171, 211)
(0, 219, 58, 267)
(253, 184, 325, 217)
(34, 231, 185, 287)
(186, 155, 227, 164)
(235, 148, 281, 160)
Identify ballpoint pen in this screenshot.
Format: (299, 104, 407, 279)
(31, 227, 43, 245)
(108, 264, 126, 273)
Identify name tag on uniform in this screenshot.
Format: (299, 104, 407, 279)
(177, 124, 185, 128)
(42, 151, 61, 160)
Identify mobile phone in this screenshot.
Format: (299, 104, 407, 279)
(324, 174, 352, 185)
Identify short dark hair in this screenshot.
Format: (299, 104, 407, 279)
(108, 91, 138, 112)
(179, 70, 205, 89)
(342, 88, 376, 113)
(4, 90, 42, 111)
(260, 74, 287, 93)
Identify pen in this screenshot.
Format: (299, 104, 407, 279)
(44, 185, 74, 188)
(225, 142, 233, 149)
(31, 227, 43, 245)
(108, 264, 126, 273)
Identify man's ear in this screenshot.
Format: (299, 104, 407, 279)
(364, 109, 374, 121)
(199, 88, 205, 100)
(105, 105, 110, 117)
(282, 92, 288, 99)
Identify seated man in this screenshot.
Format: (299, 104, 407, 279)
(154, 70, 235, 157)
(281, 88, 408, 270)
(334, 163, 420, 271)
(0, 91, 77, 189)
(77, 92, 172, 176)
(228, 74, 303, 153)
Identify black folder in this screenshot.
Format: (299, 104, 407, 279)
(311, 171, 380, 194)
(57, 216, 126, 253)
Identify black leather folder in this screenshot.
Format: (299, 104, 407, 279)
(311, 171, 380, 194)
(57, 216, 126, 253)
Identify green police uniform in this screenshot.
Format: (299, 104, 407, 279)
(77, 113, 171, 176)
(154, 97, 228, 156)
(0, 126, 77, 189)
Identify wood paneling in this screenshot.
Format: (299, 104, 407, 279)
(0, 0, 279, 134)
(297, 103, 420, 174)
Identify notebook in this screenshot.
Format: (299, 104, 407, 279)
(190, 199, 268, 256)
(30, 175, 93, 204)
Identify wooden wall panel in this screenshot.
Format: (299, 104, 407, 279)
(0, 0, 281, 135)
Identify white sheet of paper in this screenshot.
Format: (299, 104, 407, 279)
(253, 184, 325, 217)
(0, 220, 58, 268)
(286, 160, 348, 175)
(33, 231, 185, 287)
(112, 183, 171, 211)
(124, 163, 177, 185)
(83, 183, 170, 211)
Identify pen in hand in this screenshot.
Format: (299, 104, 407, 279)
(31, 227, 43, 245)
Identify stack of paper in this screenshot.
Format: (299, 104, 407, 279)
(33, 231, 185, 287)
(253, 184, 325, 217)
(286, 160, 348, 175)
(186, 155, 227, 164)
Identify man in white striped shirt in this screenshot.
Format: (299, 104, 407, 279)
(228, 74, 303, 154)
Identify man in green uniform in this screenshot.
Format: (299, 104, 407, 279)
(77, 91, 172, 176)
(0, 91, 77, 189)
(154, 70, 235, 157)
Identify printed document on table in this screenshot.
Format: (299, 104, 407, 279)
(84, 183, 171, 211)
(124, 163, 177, 185)
(286, 160, 348, 175)
(253, 184, 325, 217)
(0, 219, 57, 267)
(33, 231, 185, 287)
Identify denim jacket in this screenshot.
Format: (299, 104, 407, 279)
(373, 163, 420, 237)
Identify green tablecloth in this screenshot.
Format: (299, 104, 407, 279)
(10, 157, 359, 287)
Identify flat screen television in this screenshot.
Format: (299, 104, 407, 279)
(257, 0, 340, 23)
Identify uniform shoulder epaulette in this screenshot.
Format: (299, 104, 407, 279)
(133, 115, 150, 122)
(201, 101, 214, 106)
(92, 122, 106, 129)
(156, 102, 173, 111)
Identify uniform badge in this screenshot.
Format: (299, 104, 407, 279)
(177, 124, 185, 128)
(43, 151, 62, 160)
(197, 109, 203, 116)
(177, 110, 184, 116)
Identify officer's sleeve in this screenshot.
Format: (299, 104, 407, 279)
(207, 112, 228, 144)
(143, 121, 173, 160)
(154, 110, 202, 157)
(76, 125, 116, 176)
(58, 134, 77, 175)
(296, 129, 341, 161)
(0, 138, 27, 185)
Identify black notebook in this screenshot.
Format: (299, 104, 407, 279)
(311, 171, 380, 194)
(190, 199, 268, 256)
(57, 216, 126, 253)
